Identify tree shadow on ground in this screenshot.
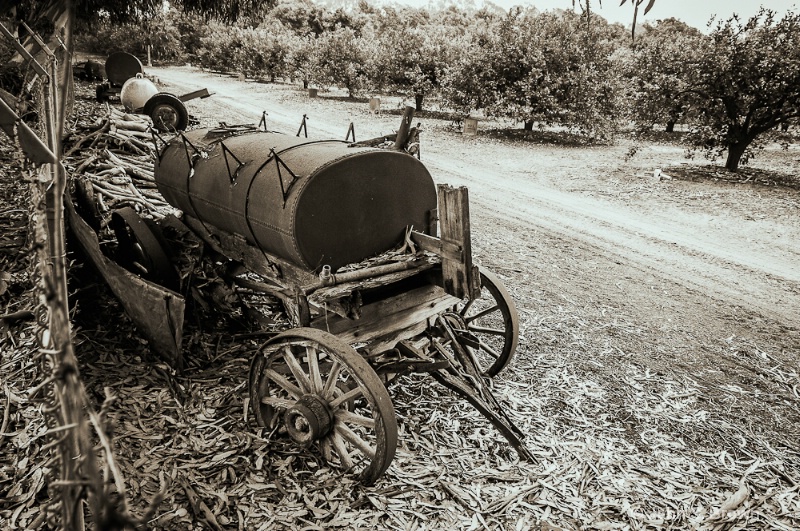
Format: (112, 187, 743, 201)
(318, 94, 370, 104)
(483, 127, 607, 147)
(628, 130, 689, 145)
(383, 107, 463, 122)
(666, 165, 800, 191)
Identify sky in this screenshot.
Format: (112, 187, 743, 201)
(409, 0, 800, 32)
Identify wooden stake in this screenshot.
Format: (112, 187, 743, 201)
(437, 184, 480, 300)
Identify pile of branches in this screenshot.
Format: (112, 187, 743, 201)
(64, 107, 178, 228)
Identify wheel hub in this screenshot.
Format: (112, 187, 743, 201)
(284, 394, 335, 445)
(441, 311, 467, 330)
(152, 105, 178, 128)
(440, 311, 481, 350)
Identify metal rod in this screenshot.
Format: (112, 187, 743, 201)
(304, 259, 427, 293)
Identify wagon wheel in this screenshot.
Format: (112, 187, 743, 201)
(109, 207, 178, 290)
(144, 93, 189, 132)
(249, 328, 397, 485)
(456, 268, 519, 377)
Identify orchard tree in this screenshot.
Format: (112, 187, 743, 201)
(684, 9, 800, 171)
(286, 32, 315, 88)
(439, 30, 494, 114)
(269, 0, 326, 36)
(443, 8, 621, 140)
(373, 10, 459, 111)
(625, 18, 706, 132)
(309, 25, 377, 97)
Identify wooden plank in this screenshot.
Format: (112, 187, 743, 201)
(438, 184, 480, 300)
(363, 321, 428, 357)
(311, 285, 459, 345)
(66, 199, 185, 369)
(410, 231, 463, 262)
(179, 88, 213, 102)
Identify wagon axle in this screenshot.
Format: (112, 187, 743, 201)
(284, 394, 336, 446)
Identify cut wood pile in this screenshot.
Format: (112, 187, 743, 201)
(2, 79, 800, 530)
(64, 106, 178, 226)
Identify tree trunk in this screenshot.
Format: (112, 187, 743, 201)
(665, 120, 675, 133)
(524, 120, 534, 131)
(302, 79, 309, 89)
(414, 93, 424, 112)
(725, 141, 749, 172)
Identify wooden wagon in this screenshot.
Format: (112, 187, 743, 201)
(72, 109, 532, 485)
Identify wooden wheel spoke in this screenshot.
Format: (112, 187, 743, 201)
(282, 345, 312, 394)
(330, 386, 363, 409)
(475, 339, 501, 361)
(330, 432, 355, 469)
(264, 368, 303, 399)
(322, 360, 342, 399)
(469, 324, 507, 337)
(465, 304, 500, 323)
(452, 270, 520, 377)
(260, 396, 296, 409)
(320, 437, 334, 462)
(306, 345, 324, 393)
(335, 409, 376, 429)
(336, 423, 376, 460)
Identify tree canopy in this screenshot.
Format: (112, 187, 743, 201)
(624, 18, 705, 132)
(6, 0, 799, 172)
(682, 9, 800, 170)
(3, 0, 275, 25)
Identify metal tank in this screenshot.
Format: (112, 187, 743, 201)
(155, 128, 438, 271)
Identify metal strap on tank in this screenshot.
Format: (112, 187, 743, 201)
(178, 132, 216, 239)
(150, 128, 169, 160)
(179, 132, 204, 173)
(243, 152, 280, 276)
(241, 140, 351, 270)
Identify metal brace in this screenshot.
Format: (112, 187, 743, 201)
(150, 128, 169, 160)
(296, 114, 308, 138)
(431, 315, 535, 462)
(270, 147, 299, 207)
(179, 132, 204, 174)
(220, 140, 244, 184)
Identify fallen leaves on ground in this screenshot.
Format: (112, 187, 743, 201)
(2, 79, 800, 531)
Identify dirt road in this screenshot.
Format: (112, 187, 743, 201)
(152, 66, 799, 326)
